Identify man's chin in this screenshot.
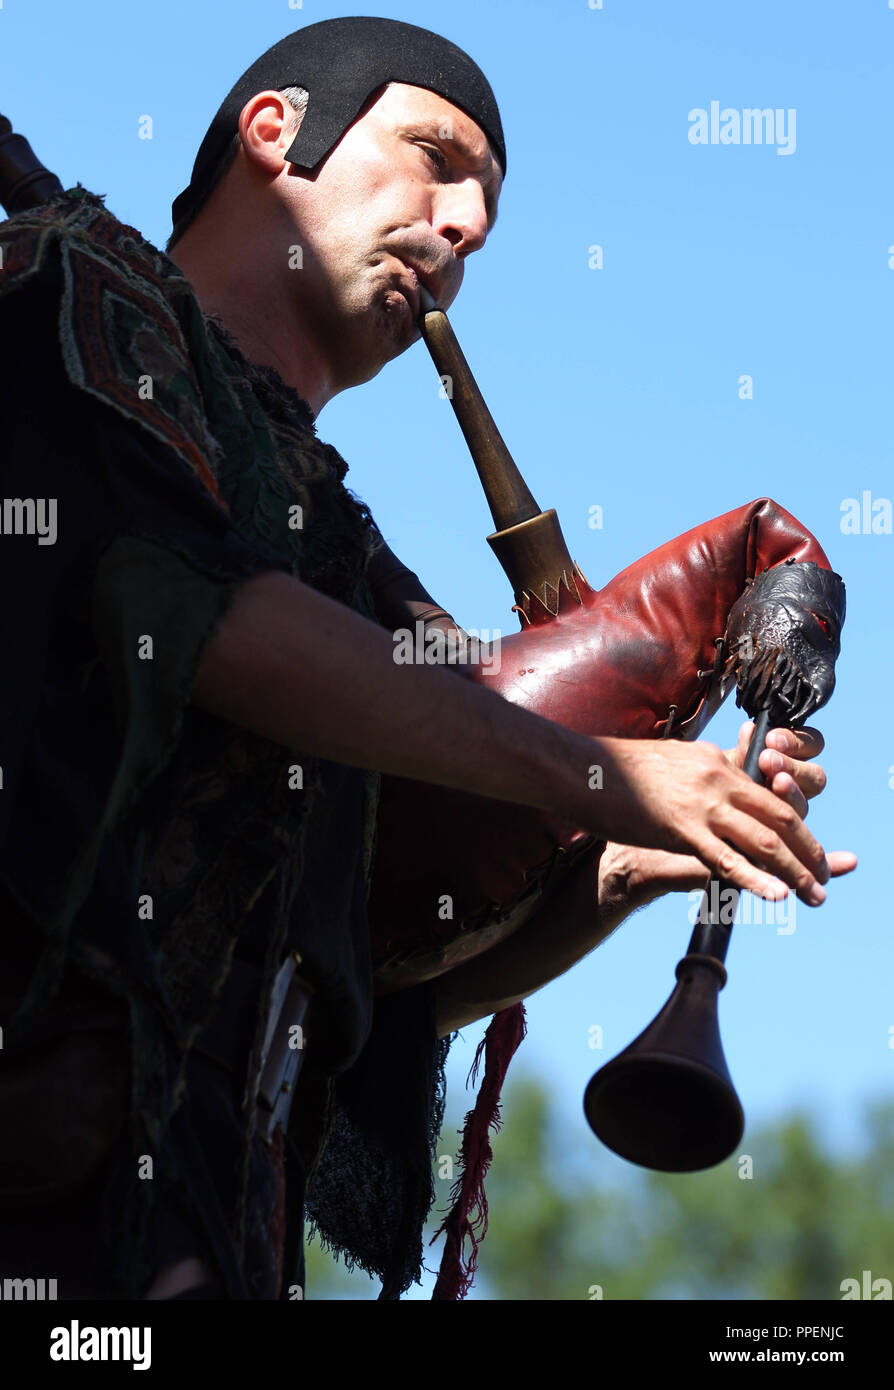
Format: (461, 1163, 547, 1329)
(340, 332, 419, 392)
(379, 290, 421, 351)
(331, 296, 421, 389)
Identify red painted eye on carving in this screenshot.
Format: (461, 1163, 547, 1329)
(811, 612, 833, 640)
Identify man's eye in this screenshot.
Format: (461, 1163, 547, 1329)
(420, 143, 448, 174)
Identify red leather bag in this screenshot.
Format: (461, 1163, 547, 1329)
(368, 497, 833, 992)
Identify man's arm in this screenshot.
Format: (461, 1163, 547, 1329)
(190, 569, 836, 902)
(433, 838, 632, 1035)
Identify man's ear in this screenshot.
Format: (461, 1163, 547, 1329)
(237, 91, 298, 173)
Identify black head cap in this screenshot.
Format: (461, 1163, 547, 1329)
(171, 17, 506, 233)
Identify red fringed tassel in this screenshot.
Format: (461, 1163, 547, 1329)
(430, 1001, 527, 1300)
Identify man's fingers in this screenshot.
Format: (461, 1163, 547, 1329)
(761, 765, 809, 821)
(714, 791, 830, 900)
(736, 721, 755, 761)
(759, 746, 827, 801)
(734, 723, 828, 800)
(732, 724, 825, 776)
(695, 836, 856, 901)
(697, 831, 790, 901)
(826, 850, 858, 878)
(691, 843, 856, 903)
(607, 736, 847, 906)
(737, 774, 831, 884)
(765, 725, 825, 760)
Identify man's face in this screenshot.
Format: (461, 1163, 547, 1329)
(268, 82, 503, 389)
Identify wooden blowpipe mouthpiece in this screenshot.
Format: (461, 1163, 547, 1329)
(417, 284, 539, 530)
(416, 285, 589, 621)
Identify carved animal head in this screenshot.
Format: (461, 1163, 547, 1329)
(724, 560, 846, 726)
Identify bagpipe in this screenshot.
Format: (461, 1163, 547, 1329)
(368, 287, 845, 1179)
(0, 119, 846, 1181)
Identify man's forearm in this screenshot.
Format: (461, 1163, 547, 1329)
(433, 841, 648, 1035)
(190, 569, 834, 904)
(192, 568, 598, 827)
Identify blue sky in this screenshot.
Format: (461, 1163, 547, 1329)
(3, 0, 892, 1295)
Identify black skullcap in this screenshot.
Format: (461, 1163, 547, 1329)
(171, 16, 506, 232)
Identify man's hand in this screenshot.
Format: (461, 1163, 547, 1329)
(594, 720, 858, 907)
(726, 721, 857, 878)
(602, 722, 858, 914)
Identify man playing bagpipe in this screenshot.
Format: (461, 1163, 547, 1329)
(0, 17, 855, 1301)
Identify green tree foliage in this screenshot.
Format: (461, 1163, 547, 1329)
(304, 1070, 894, 1300)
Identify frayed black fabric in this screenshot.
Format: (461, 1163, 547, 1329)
(0, 188, 448, 1299)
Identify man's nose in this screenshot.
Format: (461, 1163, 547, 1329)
(433, 180, 489, 259)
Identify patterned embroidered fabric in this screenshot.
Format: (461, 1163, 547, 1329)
(0, 186, 449, 1299)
